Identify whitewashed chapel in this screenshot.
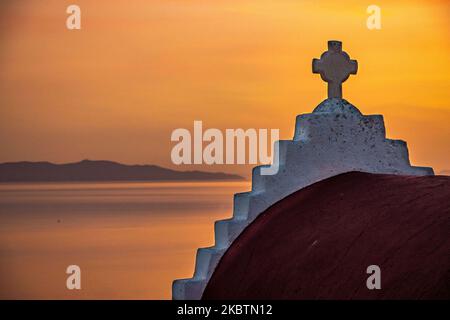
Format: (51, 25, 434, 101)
(172, 40, 434, 300)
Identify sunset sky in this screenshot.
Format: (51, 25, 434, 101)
(0, 0, 449, 176)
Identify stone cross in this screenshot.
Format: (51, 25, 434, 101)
(313, 40, 358, 99)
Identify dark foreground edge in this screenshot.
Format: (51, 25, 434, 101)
(1, 300, 447, 319)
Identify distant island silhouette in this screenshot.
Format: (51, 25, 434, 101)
(0, 160, 245, 182)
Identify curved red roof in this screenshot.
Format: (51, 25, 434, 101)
(203, 172, 450, 299)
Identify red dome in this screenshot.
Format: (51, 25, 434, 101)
(203, 172, 450, 299)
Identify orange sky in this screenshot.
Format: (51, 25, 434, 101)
(0, 0, 449, 176)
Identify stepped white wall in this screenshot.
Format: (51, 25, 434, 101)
(172, 99, 434, 300)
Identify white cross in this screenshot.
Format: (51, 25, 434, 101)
(313, 41, 358, 99)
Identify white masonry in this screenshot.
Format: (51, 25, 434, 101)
(172, 41, 434, 300)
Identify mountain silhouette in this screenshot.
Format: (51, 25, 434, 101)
(0, 160, 244, 182)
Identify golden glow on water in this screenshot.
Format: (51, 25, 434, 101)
(0, 181, 250, 299)
(0, 0, 448, 299)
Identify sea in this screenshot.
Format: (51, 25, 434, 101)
(0, 180, 250, 299)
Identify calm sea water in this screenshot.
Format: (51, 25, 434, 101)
(0, 181, 250, 299)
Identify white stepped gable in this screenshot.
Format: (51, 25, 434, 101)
(172, 98, 433, 300)
(172, 41, 434, 300)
